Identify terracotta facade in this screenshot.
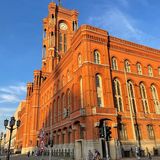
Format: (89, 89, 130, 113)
(15, 2, 160, 159)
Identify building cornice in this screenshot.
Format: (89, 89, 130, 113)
(110, 36, 160, 55)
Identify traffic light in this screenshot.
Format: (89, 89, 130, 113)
(105, 126, 112, 141)
(99, 127, 104, 138)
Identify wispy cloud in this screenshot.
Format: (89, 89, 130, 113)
(0, 83, 26, 132)
(88, 6, 145, 42)
(86, 0, 160, 48)
(0, 83, 26, 103)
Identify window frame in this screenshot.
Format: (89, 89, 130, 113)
(148, 65, 153, 77)
(112, 57, 118, 70)
(127, 81, 137, 114)
(113, 78, 123, 112)
(94, 50, 101, 64)
(137, 63, 142, 75)
(151, 84, 160, 114)
(139, 83, 149, 114)
(124, 60, 131, 73)
(95, 74, 104, 107)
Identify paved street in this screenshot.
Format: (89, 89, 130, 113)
(1, 154, 160, 160)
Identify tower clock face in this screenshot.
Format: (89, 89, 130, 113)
(59, 22, 68, 30)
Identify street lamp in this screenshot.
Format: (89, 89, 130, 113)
(4, 117, 21, 160)
(0, 132, 3, 155)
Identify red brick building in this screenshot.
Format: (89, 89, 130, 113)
(15, 2, 160, 159)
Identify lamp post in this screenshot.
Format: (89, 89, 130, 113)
(0, 132, 3, 155)
(4, 117, 21, 160)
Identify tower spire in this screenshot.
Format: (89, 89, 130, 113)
(58, 0, 62, 6)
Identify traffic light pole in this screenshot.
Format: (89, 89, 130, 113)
(103, 122, 110, 160)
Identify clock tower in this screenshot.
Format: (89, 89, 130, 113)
(41, 2, 79, 72)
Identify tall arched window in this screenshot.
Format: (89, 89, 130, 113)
(112, 57, 118, 70)
(62, 94, 66, 118)
(148, 65, 153, 77)
(127, 81, 136, 114)
(80, 77, 83, 108)
(64, 34, 67, 52)
(53, 101, 56, 123)
(113, 79, 123, 112)
(95, 74, 104, 107)
(151, 84, 160, 114)
(94, 50, 101, 64)
(139, 83, 149, 113)
(67, 90, 71, 115)
(57, 97, 61, 121)
(59, 22, 68, 53)
(58, 33, 62, 51)
(137, 63, 142, 75)
(78, 54, 82, 67)
(124, 60, 131, 72)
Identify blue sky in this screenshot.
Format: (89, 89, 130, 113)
(0, 0, 160, 132)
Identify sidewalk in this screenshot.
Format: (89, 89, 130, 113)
(1, 155, 160, 160)
(121, 156, 159, 160)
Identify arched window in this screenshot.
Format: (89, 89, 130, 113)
(53, 101, 56, 123)
(113, 79, 123, 112)
(57, 97, 61, 121)
(59, 22, 68, 53)
(94, 50, 101, 64)
(112, 57, 118, 70)
(137, 63, 142, 75)
(151, 84, 160, 114)
(62, 94, 66, 118)
(80, 77, 83, 108)
(127, 81, 136, 114)
(124, 60, 131, 72)
(139, 83, 149, 113)
(49, 104, 52, 127)
(148, 65, 153, 77)
(67, 90, 71, 115)
(58, 32, 62, 51)
(64, 34, 67, 52)
(95, 74, 104, 107)
(78, 54, 82, 67)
